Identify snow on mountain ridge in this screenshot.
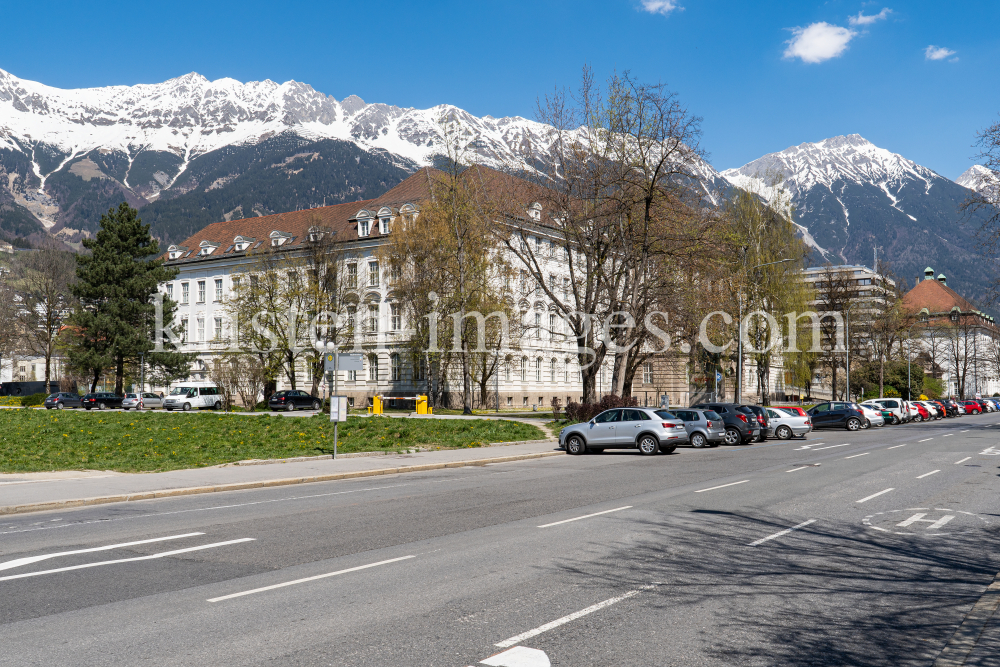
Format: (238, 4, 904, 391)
(956, 164, 999, 193)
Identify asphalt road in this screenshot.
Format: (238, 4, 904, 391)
(1, 413, 999, 666)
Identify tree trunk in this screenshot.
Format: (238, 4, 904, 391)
(44, 352, 52, 396)
(90, 369, 100, 394)
(461, 340, 473, 415)
(114, 355, 125, 395)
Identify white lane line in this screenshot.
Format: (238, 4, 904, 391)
(960, 430, 969, 433)
(916, 470, 941, 479)
(888, 444, 907, 449)
(844, 453, 869, 459)
(207, 555, 414, 603)
(537, 506, 632, 528)
(918, 438, 933, 442)
(942, 434, 954, 437)
(494, 585, 656, 648)
(955, 457, 972, 464)
(812, 444, 850, 451)
(0, 532, 204, 572)
(786, 467, 809, 473)
(480, 647, 551, 666)
(694, 480, 749, 493)
(749, 519, 817, 547)
(0, 538, 254, 582)
(857, 488, 894, 503)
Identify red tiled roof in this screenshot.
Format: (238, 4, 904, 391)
(902, 278, 978, 314)
(163, 168, 443, 263)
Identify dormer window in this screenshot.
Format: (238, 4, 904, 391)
(356, 210, 373, 238)
(198, 240, 219, 257)
(528, 202, 542, 222)
(233, 236, 255, 252)
(399, 203, 417, 228)
(167, 245, 188, 260)
(270, 230, 292, 247)
(307, 226, 326, 243)
(377, 206, 393, 234)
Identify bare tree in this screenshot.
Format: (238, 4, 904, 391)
(815, 265, 857, 400)
(11, 249, 76, 394)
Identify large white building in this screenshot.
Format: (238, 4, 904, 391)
(160, 168, 601, 409)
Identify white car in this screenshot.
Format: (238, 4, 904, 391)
(863, 398, 907, 425)
(163, 384, 223, 411)
(854, 403, 885, 428)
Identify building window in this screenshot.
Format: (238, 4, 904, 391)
(369, 261, 379, 287)
(389, 263, 401, 284)
(550, 358, 557, 382)
(348, 368, 357, 382)
(197, 317, 205, 342)
(643, 363, 653, 384)
(380, 218, 391, 234)
(549, 313, 557, 339)
(367, 304, 379, 333)
(368, 354, 379, 381)
(536, 357, 542, 382)
(523, 396, 528, 407)
(520, 357, 527, 381)
(507, 396, 513, 406)
(359, 219, 370, 237)
(180, 317, 189, 343)
(182, 283, 189, 304)
(505, 364, 511, 382)
(347, 263, 358, 288)
(391, 353, 401, 381)
(214, 317, 223, 341)
(390, 303, 401, 331)
(539, 396, 545, 407)
(166, 284, 174, 300)
(197, 281, 206, 303)
(534, 312, 541, 339)
(214, 279, 223, 302)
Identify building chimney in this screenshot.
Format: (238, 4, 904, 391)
(924, 267, 935, 281)
(937, 273, 947, 286)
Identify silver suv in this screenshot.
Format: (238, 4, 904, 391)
(666, 408, 725, 447)
(559, 408, 688, 455)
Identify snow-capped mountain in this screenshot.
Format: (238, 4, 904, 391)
(956, 164, 1000, 194)
(722, 134, 993, 292)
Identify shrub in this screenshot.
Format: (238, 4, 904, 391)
(564, 394, 639, 423)
(551, 397, 562, 419)
(883, 386, 900, 398)
(21, 393, 46, 407)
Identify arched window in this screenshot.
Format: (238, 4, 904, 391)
(550, 358, 557, 383)
(536, 357, 543, 382)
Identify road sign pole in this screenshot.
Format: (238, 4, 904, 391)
(334, 351, 339, 460)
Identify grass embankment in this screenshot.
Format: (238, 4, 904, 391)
(0, 410, 544, 473)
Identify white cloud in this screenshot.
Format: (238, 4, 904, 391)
(784, 22, 856, 63)
(848, 8, 891, 26)
(640, 0, 681, 16)
(925, 45, 957, 61)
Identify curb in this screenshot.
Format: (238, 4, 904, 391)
(0, 451, 564, 517)
(225, 439, 556, 466)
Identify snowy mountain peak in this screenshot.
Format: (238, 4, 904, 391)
(721, 133, 941, 201)
(956, 164, 999, 193)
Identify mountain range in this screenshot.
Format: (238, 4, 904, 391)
(0, 67, 996, 299)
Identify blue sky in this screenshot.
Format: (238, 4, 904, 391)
(1, 0, 997, 178)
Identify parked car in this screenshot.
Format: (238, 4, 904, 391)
(164, 384, 223, 411)
(961, 400, 983, 415)
(979, 399, 996, 413)
(81, 392, 124, 410)
(268, 389, 322, 412)
(765, 407, 812, 439)
(44, 392, 83, 410)
(560, 407, 688, 455)
(916, 401, 943, 420)
(931, 399, 957, 418)
(863, 398, 908, 425)
(854, 403, 885, 428)
(912, 402, 932, 421)
(774, 406, 808, 417)
(122, 392, 164, 410)
(806, 401, 866, 431)
(690, 402, 760, 445)
(740, 404, 772, 441)
(667, 408, 726, 447)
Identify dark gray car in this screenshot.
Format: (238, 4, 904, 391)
(666, 408, 725, 447)
(44, 392, 83, 409)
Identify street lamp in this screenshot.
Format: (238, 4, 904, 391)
(736, 258, 794, 403)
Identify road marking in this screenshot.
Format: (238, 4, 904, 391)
(980, 447, 1000, 456)
(857, 488, 894, 503)
(0, 532, 205, 572)
(942, 434, 954, 437)
(0, 538, 254, 582)
(812, 444, 850, 451)
(793, 442, 824, 450)
(919, 438, 933, 442)
(494, 585, 656, 648)
(480, 647, 551, 667)
(537, 506, 632, 528)
(897, 513, 955, 530)
(960, 430, 969, 433)
(955, 457, 972, 464)
(917, 470, 941, 479)
(207, 555, 415, 602)
(888, 444, 907, 449)
(749, 519, 817, 546)
(694, 480, 749, 493)
(786, 467, 808, 472)
(845, 453, 869, 459)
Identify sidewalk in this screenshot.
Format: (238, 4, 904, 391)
(0, 440, 563, 516)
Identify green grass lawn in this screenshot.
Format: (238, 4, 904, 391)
(0, 410, 544, 473)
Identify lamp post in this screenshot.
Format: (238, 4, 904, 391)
(737, 258, 794, 404)
(317, 338, 340, 459)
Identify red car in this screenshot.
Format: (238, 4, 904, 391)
(913, 403, 931, 421)
(962, 400, 982, 415)
(775, 406, 808, 417)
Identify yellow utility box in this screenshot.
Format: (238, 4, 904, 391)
(416, 395, 428, 414)
(368, 395, 384, 415)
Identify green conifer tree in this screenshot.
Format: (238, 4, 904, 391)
(68, 203, 190, 393)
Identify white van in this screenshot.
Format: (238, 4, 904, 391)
(163, 383, 223, 411)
